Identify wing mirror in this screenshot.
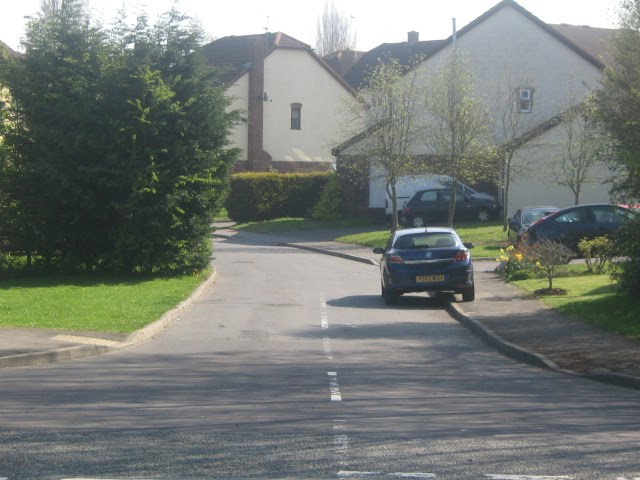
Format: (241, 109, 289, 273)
(373, 247, 385, 254)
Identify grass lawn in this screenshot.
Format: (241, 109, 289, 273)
(335, 221, 507, 258)
(0, 272, 208, 333)
(234, 217, 507, 258)
(513, 268, 640, 340)
(233, 216, 380, 234)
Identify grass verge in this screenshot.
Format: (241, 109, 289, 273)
(0, 271, 208, 333)
(513, 268, 640, 340)
(234, 217, 507, 258)
(336, 221, 507, 258)
(233, 216, 380, 234)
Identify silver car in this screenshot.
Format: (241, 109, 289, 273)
(507, 206, 559, 244)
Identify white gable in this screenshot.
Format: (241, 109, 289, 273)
(263, 48, 354, 164)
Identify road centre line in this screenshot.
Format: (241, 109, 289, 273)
(338, 472, 436, 478)
(320, 299, 329, 329)
(485, 476, 573, 479)
(323, 337, 333, 359)
(328, 372, 342, 401)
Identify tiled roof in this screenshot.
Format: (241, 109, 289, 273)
(550, 24, 618, 68)
(323, 49, 365, 76)
(341, 0, 618, 92)
(449, 0, 612, 70)
(201, 32, 310, 84)
(343, 39, 447, 89)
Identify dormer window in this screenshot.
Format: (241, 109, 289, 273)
(519, 87, 533, 113)
(291, 103, 302, 130)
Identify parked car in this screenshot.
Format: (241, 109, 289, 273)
(400, 188, 500, 227)
(523, 203, 635, 253)
(441, 180, 498, 204)
(382, 174, 498, 215)
(373, 227, 475, 304)
(507, 206, 559, 244)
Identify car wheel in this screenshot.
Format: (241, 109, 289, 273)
(462, 284, 475, 302)
(476, 208, 490, 222)
(383, 283, 399, 305)
(412, 215, 425, 228)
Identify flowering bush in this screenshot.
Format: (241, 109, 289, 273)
(578, 236, 613, 274)
(519, 239, 573, 292)
(495, 245, 535, 281)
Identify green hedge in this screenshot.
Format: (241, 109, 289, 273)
(225, 172, 333, 222)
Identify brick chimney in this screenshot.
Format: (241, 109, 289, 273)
(407, 31, 419, 44)
(247, 35, 272, 171)
(344, 50, 360, 72)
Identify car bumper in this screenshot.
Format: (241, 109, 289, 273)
(386, 267, 473, 294)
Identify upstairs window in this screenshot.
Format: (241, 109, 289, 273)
(291, 103, 302, 130)
(518, 87, 533, 112)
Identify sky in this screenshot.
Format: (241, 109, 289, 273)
(0, 0, 622, 53)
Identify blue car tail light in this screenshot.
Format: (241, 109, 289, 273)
(453, 250, 469, 262)
(389, 255, 405, 264)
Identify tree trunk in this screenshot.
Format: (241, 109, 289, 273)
(502, 151, 513, 232)
(390, 182, 399, 232)
(447, 179, 457, 228)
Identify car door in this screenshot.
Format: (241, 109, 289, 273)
(556, 206, 599, 248)
(415, 189, 441, 219)
(591, 205, 628, 237)
(440, 189, 473, 219)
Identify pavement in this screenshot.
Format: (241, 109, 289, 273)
(2, 223, 640, 392)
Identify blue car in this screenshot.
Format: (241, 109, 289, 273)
(523, 203, 635, 253)
(373, 227, 475, 305)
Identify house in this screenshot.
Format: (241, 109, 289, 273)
(323, 49, 365, 77)
(201, 32, 356, 173)
(333, 0, 619, 217)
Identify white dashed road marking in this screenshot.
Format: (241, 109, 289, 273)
(485, 476, 573, 479)
(52, 335, 123, 347)
(338, 472, 437, 478)
(323, 337, 333, 359)
(328, 372, 342, 402)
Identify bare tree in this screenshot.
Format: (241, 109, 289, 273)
(315, 0, 356, 57)
(423, 51, 495, 227)
(341, 57, 424, 231)
(552, 83, 612, 205)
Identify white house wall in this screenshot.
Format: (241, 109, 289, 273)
(508, 124, 613, 215)
(342, 3, 612, 212)
(414, 4, 605, 144)
(226, 73, 249, 160)
(263, 48, 353, 165)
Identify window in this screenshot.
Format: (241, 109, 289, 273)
(518, 87, 533, 112)
(290, 103, 302, 130)
(419, 190, 438, 202)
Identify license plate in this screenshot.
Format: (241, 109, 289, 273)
(416, 275, 445, 282)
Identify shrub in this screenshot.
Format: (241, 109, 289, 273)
(495, 245, 535, 281)
(521, 239, 573, 291)
(578, 236, 613, 274)
(611, 214, 640, 295)
(225, 172, 332, 223)
(312, 174, 343, 221)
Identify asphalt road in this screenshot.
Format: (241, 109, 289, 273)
(0, 235, 639, 479)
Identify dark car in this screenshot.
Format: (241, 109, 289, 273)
(401, 188, 499, 227)
(507, 206, 559, 244)
(373, 227, 475, 304)
(523, 203, 635, 253)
